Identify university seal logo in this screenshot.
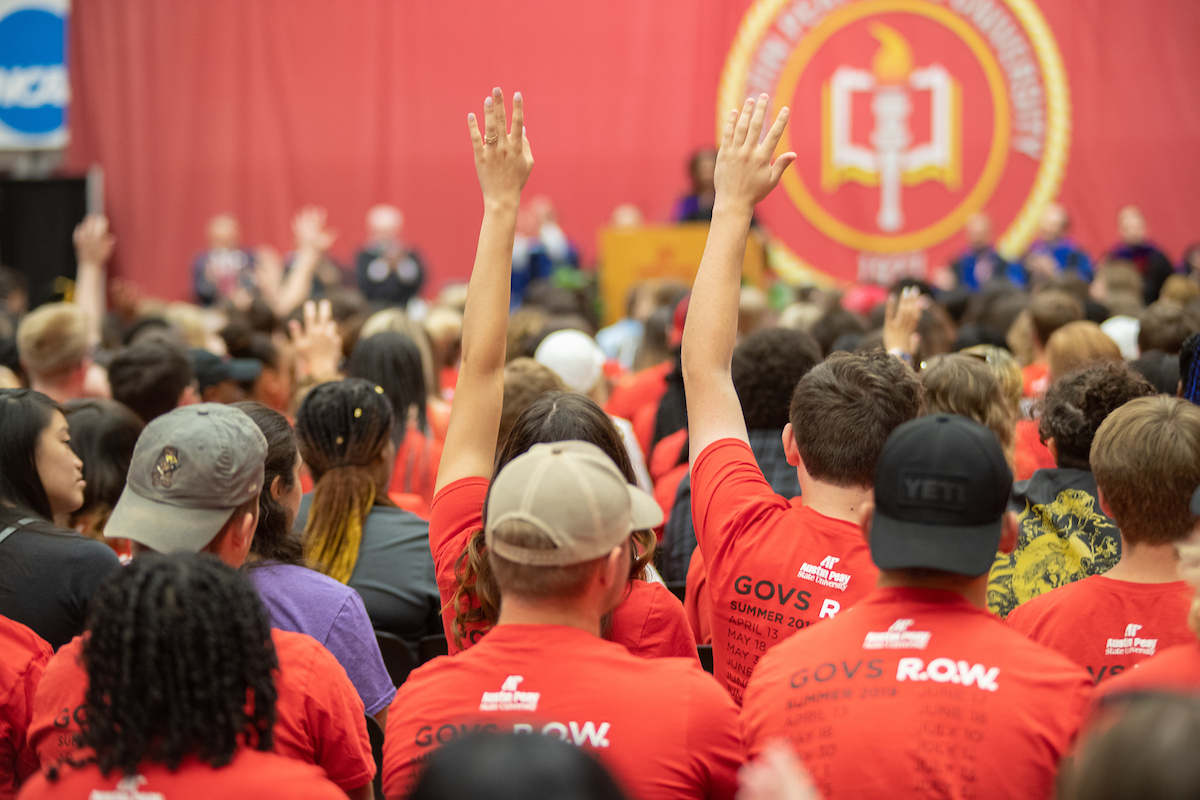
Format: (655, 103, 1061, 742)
(718, 0, 1070, 284)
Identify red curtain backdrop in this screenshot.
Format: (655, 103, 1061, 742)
(66, 0, 1200, 300)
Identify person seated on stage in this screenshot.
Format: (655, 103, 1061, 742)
(989, 362, 1155, 618)
(672, 148, 717, 222)
(1023, 202, 1094, 283)
(1046, 321, 1123, 384)
(27, 404, 376, 798)
(1107, 205, 1177, 305)
(19, 554, 345, 800)
(382, 440, 741, 800)
(949, 212, 1024, 290)
(740, 414, 1092, 800)
(16, 304, 91, 405)
(0, 614, 52, 798)
(1018, 288, 1084, 399)
(681, 95, 922, 703)
(510, 195, 579, 308)
(107, 339, 199, 423)
(193, 213, 256, 308)
(355, 204, 426, 309)
(1138, 299, 1199, 356)
(1006, 396, 1200, 684)
(431, 88, 693, 662)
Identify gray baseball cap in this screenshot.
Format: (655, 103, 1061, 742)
(106, 403, 267, 553)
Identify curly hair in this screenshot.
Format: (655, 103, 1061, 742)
(1037, 362, 1155, 470)
(789, 350, 925, 488)
(80, 553, 277, 776)
(732, 328, 822, 430)
(450, 392, 654, 648)
(296, 379, 394, 583)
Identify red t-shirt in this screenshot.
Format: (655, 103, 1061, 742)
(605, 361, 671, 423)
(741, 587, 1092, 800)
(1022, 362, 1050, 399)
(0, 617, 52, 800)
(17, 748, 345, 800)
(1005, 575, 1195, 684)
(685, 550, 713, 645)
(692, 439, 878, 704)
(429, 478, 696, 660)
(1095, 639, 1200, 701)
(1013, 419, 1055, 482)
(381, 624, 741, 800)
(389, 423, 444, 515)
(28, 630, 374, 792)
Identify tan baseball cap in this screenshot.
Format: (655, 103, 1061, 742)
(106, 403, 267, 553)
(485, 440, 663, 566)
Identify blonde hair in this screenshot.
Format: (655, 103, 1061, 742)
(1161, 274, 1200, 306)
(17, 303, 87, 377)
(920, 354, 1016, 469)
(960, 344, 1022, 411)
(1046, 321, 1121, 381)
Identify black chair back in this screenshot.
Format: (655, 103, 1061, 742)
(418, 633, 449, 665)
(365, 713, 385, 800)
(376, 630, 416, 687)
(665, 581, 687, 603)
(697, 644, 714, 674)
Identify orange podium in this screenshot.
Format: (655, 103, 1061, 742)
(597, 223, 766, 325)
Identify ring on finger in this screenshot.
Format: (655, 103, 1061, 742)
(483, 135, 499, 145)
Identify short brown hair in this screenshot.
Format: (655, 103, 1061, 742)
(17, 303, 87, 377)
(789, 350, 924, 488)
(498, 358, 565, 448)
(1029, 290, 1084, 346)
(1091, 396, 1200, 545)
(920, 354, 1015, 454)
(1046, 321, 1121, 380)
(1094, 260, 1144, 299)
(489, 519, 610, 599)
(1161, 275, 1200, 307)
(1138, 300, 1199, 355)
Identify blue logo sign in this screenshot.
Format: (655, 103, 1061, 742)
(0, 5, 67, 139)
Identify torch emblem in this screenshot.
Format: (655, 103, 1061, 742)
(823, 23, 960, 233)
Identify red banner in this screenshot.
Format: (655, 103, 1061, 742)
(66, 0, 1200, 299)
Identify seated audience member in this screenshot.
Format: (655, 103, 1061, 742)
(193, 213, 255, 308)
(20, 555, 344, 800)
(1024, 202, 1094, 282)
(358, 307, 449, 435)
(295, 379, 441, 657)
(62, 398, 143, 553)
(1160, 273, 1200, 306)
(432, 88, 693, 661)
(1130, 349, 1181, 395)
(0, 615, 51, 798)
(1006, 396, 1200, 683)
(223, 326, 292, 413)
(191, 348, 260, 404)
(1138, 300, 1199, 356)
(1061, 696, 1200, 800)
(15, 304, 91, 404)
(673, 147, 717, 222)
(1020, 289, 1085, 398)
(990, 363, 1155, 618)
(1107, 205, 1176, 305)
(382, 441, 741, 800)
(347, 331, 442, 511)
(0, 390, 120, 649)
(663, 327, 820, 583)
(356, 204, 426, 308)
(534, 329, 652, 493)
(741, 414, 1092, 799)
(29, 404, 375, 797)
(920, 353, 1016, 470)
(0, 266, 28, 320)
(949, 212, 1023, 290)
(681, 96, 922, 703)
(960, 343, 1054, 480)
(497, 358, 564, 448)
(596, 282, 654, 371)
(604, 295, 687, 423)
(107, 339, 198, 423)
(423, 304, 463, 398)
(1045, 320, 1123, 382)
(408, 734, 629, 800)
(235, 402, 395, 724)
(510, 196, 580, 306)
(1182, 332, 1200, 404)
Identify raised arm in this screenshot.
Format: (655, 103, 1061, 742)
(72, 214, 115, 349)
(682, 94, 794, 458)
(435, 87, 533, 493)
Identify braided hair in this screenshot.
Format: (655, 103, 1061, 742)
(80, 553, 277, 776)
(295, 378, 394, 583)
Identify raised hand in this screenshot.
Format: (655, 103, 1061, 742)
(289, 299, 343, 381)
(468, 87, 533, 208)
(73, 214, 115, 266)
(715, 94, 796, 214)
(292, 206, 337, 253)
(883, 285, 926, 358)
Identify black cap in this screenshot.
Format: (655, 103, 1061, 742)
(871, 414, 1013, 576)
(190, 349, 261, 392)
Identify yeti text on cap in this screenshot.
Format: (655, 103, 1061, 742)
(897, 471, 968, 510)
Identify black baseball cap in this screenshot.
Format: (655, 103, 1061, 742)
(190, 349, 261, 392)
(871, 414, 1013, 576)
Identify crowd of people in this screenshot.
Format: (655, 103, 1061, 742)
(1, 87, 1199, 800)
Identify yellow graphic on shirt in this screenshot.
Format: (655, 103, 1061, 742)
(988, 489, 1118, 618)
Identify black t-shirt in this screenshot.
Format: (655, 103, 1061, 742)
(0, 509, 121, 649)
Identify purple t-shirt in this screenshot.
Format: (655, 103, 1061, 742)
(246, 561, 395, 716)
